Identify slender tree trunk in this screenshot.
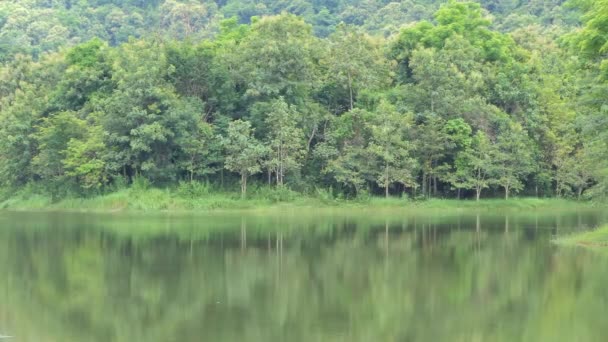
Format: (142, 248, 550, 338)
(422, 171, 427, 198)
(476, 187, 481, 201)
(505, 185, 509, 200)
(280, 156, 284, 186)
(385, 163, 389, 198)
(348, 72, 354, 111)
(221, 169, 224, 189)
(307, 125, 317, 152)
(457, 188, 461, 200)
(241, 173, 247, 199)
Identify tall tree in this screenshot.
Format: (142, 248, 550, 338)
(367, 100, 416, 197)
(494, 122, 534, 199)
(177, 116, 220, 182)
(456, 131, 496, 201)
(222, 120, 267, 198)
(325, 24, 391, 111)
(264, 97, 305, 186)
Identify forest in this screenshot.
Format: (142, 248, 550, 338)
(0, 0, 606, 202)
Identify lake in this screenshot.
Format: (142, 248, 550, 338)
(1, 208, 608, 341)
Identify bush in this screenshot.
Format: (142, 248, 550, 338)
(130, 176, 151, 193)
(176, 180, 212, 198)
(315, 186, 335, 203)
(252, 185, 297, 203)
(107, 176, 129, 193)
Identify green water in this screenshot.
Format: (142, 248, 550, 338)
(1, 209, 608, 342)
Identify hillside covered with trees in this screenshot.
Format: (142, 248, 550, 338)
(0, 0, 605, 202)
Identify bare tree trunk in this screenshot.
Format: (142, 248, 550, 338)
(505, 185, 509, 200)
(422, 171, 427, 198)
(348, 72, 354, 111)
(385, 163, 389, 198)
(241, 173, 247, 199)
(307, 125, 317, 152)
(476, 187, 481, 201)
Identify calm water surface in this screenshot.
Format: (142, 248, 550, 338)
(1, 208, 608, 341)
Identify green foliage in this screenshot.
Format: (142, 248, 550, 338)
(0, 1, 604, 203)
(264, 97, 306, 186)
(176, 180, 212, 198)
(222, 120, 268, 197)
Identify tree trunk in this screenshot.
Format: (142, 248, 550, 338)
(476, 187, 481, 201)
(307, 125, 317, 152)
(422, 172, 427, 199)
(221, 169, 224, 189)
(385, 163, 389, 198)
(348, 72, 354, 111)
(505, 185, 509, 200)
(457, 188, 461, 200)
(241, 173, 247, 199)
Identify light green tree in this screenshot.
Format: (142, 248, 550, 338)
(325, 24, 391, 111)
(222, 120, 267, 198)
(494, 122, 533, 199)
(63, 122, 108, 190)
(265, 97, 305, 187)
(178, 119, 219, 182)
(456, 131, 496, 201)
(33, 111, 86, 193)
(367, 100, 416, 197)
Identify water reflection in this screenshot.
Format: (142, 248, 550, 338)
(1, 210, 608, 342)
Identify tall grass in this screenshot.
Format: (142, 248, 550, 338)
(0, 181, 600, 212)
(554, 225, 608, 250)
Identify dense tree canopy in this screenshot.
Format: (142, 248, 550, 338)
(0, 0, 604, 200)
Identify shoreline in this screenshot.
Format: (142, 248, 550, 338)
(554, 225, 608, 250)
(0, 189, 599, 214)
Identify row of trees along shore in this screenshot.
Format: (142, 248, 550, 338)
(1, 1, 607, 200)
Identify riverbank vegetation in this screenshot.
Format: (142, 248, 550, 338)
(1, 0, 607, 204)
(555, 225, 608, 249)
(0, 180, 596, 212)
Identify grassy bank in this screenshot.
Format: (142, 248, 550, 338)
(554, 226, 608, 250)
(0, 184, 598, 213)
